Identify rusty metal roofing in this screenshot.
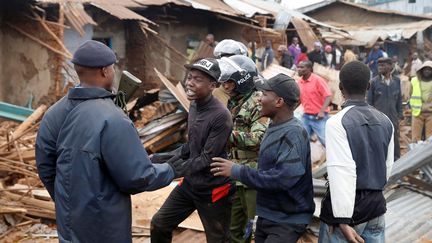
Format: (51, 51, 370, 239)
(346, 20, 432, 47)
(36, 0, 143, 8)
(63, 2, 97, 36)
(164, 0, 239, 16)
(91, 2, 155, 23)
(297, 0, 432, 20)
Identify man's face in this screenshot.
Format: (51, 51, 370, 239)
(185, 69, 216, 101)
(314, 45, 321, 52)
(378, 62, 391, 75)
(101, 64, 115, 91)
(221, 80, 237, 97)
(413, 53, 418, 60)
(392, 56, 398, 63)
(205, 35, 214, 45)
(293, 37, 299, 45)
(422, 67, 432, 78)
(297, 62, 310, 77)
(266, 41, 271, 48)
(373, 44, 380, 51)
(258, 90, 280, 118)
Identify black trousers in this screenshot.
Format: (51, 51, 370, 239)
(151, 185, 232, 243)
(394, 126, 401, 160)
(255, 217, 307, 243)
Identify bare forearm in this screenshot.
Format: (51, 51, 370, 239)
(320, 96, 332, 113)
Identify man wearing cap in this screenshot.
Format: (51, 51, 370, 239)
(211, 73, 315, 242)
(308, 41, 325, 65)
(151, 58, 234, 243)
(298, 60, 332, 146)
(36, 40, 175, 243)
(368, 57, 402, 160)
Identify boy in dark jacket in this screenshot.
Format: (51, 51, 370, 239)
(211, 73, 315, 242)
(151, 58, 234, 243)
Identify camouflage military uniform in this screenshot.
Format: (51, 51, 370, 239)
(228, 90, 268, 243)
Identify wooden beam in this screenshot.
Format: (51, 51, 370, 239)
(154, 68, 190, 112)
(7, 23, 72, 59)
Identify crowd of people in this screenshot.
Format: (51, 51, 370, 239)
(33, 35, 432, 243)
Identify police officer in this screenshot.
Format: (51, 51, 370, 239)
(213, 39, 249, 106)
(36, 40, 175, 243)
(218, 55, 269, 243)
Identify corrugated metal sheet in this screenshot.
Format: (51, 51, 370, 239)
(320, 20, 432, 47)
(385, 188, 432, 243)
(134, 0, 189, 6)
(36, 0, 143, 8)
(297, 0, 432, 20)
(222, 0, 269, 17)
(184, 0, 241, 16)
(345, 20, 432, 46)
(63, 2, 97, 36)
(91, 3, 155, 23)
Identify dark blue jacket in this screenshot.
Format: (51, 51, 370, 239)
(36, 87, 174, 243)
(231, 118, 315, 224)
(367, 75, 402, 127)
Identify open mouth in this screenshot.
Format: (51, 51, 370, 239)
(186, 89, 196, 97)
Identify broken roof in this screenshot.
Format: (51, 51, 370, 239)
(385, 187, 432, 242)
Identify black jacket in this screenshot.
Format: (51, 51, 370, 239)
(367, 75, 402, 127)
(308, 50, 325, 65)
(36, 87, 173, 243)
(280, 52, 294, 69)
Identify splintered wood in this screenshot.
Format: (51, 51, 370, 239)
(0, 105, 56, 225)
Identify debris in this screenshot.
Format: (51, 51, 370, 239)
(154, 68, 190, 112)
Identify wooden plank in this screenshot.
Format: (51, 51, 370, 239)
(149, 132, 182, 153)
(0, 207, 27, 214)
(291, 17, 319, 52)
(11, 105, 46, 142)
(261, 64, 296, 80)
(143, 124, 182, 148)
(154, 68, 190, 112)
(191, 41, 215, 61)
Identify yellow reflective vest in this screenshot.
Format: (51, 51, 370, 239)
(410, 77, 422, 117)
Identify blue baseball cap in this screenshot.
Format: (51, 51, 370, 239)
(71, 40, 116, 68)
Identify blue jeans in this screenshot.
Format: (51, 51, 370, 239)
(302, 113, 328, 146)
(318, 215, 385, 243)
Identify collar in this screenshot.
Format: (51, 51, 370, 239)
(196, 95, 214, 111)
(341, 99, 368, 109)
(300, 73, 313, 82)
(68, 87, 115, 100)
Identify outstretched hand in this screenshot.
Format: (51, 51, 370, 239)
(210, 157, 235, 177)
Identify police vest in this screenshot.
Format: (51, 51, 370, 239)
(410, 77, 422, 117)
